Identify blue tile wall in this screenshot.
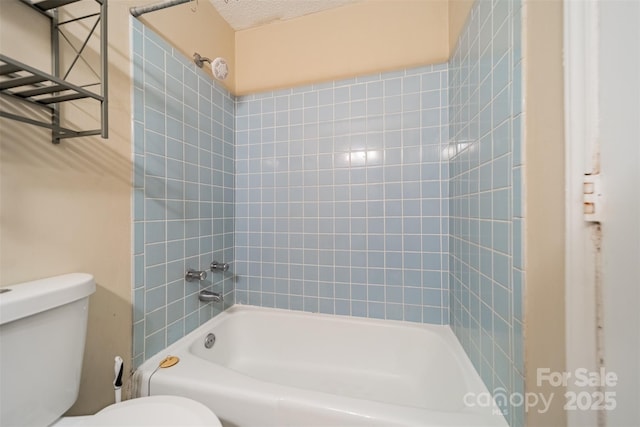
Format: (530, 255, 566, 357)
(130, 7, 525, 419)
(235, 65, 450, 324)
(448, 0, 523, 425)
(131, 18, 235, 367)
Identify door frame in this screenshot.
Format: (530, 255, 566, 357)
(563, 1, 600, 426)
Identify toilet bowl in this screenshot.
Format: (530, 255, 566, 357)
(51, 395, 223, 427)
(0, 274, 223, 427)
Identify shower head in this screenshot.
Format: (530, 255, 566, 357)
(193, 52, 229, 81)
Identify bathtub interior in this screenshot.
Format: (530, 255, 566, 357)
(187, 308, 471, 412)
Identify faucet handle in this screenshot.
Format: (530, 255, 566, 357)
(185, 269, 207, 282)
(210, 261, 229, 272)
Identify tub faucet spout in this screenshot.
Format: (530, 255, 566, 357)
(199, 290, 223, 303)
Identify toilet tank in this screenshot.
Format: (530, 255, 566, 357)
(0, 273, 96, 427)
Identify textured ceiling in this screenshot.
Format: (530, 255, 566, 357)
(208, 0, 359, 31)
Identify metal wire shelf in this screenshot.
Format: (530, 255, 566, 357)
(0, 0, 108, 144)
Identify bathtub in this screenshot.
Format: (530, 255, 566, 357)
(134, 305, 506, 427)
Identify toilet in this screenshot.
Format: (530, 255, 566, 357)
(0, 273, 222, 427)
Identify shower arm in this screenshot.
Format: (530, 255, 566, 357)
(193, 53, 212, 68)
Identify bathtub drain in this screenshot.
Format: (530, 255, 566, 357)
(204, 333, 216, 349)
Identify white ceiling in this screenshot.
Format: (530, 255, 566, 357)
(208, 0, 359, 31)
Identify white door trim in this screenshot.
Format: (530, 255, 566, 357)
(563, 1, 600, 426)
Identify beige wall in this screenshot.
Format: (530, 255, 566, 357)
(0, 0, 232, 416)
(523, 0, 567, 426)
(0, 0, 133, 415)
(235, 0, 449, 95)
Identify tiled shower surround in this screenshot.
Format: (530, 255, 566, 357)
(448, 0, 524, 425)
(132, 1, 523, 424)
(132, 19, 235, 367)
(234, 66, 450, 323)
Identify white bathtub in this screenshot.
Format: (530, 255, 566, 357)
(134, 305, 506, 427)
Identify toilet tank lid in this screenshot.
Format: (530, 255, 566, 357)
(0, 273, 96, 325)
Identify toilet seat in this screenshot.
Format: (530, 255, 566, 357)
(54, 396, 222, 427)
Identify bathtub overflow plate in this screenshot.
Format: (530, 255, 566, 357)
(204, 333, 216, 349)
